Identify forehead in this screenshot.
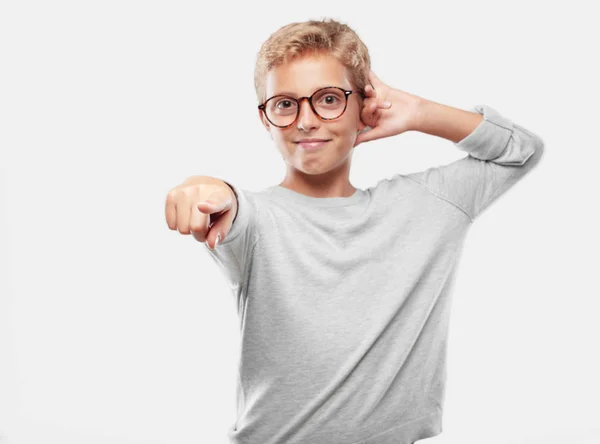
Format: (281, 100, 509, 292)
(266, 54, 351, 97)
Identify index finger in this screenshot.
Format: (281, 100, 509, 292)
(364, 84, 377, 97)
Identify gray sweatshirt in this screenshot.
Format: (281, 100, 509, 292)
(203, 104, 544, 444)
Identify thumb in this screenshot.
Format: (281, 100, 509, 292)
(197, 192, 232, 215)
(355, 126, 386, 146)
(368, 70, 386, 89)
(196, 192, 235, 248)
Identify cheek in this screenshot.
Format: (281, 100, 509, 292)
(275, 136, 296, 157)
(333, 127, 357, 149)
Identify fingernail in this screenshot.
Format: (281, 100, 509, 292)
(384, 101, 392, 107)
(214, 233, 221, 248)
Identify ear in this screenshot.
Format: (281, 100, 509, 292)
(258, 109, 271, 132)
(357, 114, 368, 134)
(354, 95, 368, 134)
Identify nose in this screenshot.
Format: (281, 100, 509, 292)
(296, 97, 320, 132)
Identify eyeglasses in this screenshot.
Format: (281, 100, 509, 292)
(258, 86, 364, 129)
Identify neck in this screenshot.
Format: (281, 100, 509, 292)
(280, 166, 355, 198)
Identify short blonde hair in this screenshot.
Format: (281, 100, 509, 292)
(254, 18, 371, 107)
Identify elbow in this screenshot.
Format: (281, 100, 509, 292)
(526, 134, 545, 168)
(535, 135, 545, 160)
(513, 124, 545, 167)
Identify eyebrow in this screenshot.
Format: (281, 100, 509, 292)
(272, 85, 341, 97)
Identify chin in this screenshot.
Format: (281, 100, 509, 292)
(297, 161, 338, 176)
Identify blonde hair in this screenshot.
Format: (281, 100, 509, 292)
(254, 18, 371, 107)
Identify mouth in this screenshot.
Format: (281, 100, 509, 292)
(295, 139, 331, 151)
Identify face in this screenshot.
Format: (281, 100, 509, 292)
(259, 53, 367, 177)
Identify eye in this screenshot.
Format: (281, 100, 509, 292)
(276, 99, 296, 109)
(322, 95, 338, 104)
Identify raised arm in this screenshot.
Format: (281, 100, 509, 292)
(405, 103, 545, 221)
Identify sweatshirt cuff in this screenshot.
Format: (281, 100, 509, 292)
(220, 180, 253, 245)
(454, 104, 514, 161)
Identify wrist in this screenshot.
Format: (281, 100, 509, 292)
(409, 96, 433, 133)
(222, 181, 239, 224)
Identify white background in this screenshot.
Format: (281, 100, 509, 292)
(1, 1, 599, 443)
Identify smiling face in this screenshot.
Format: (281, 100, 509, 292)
(259, 53, 368, 179)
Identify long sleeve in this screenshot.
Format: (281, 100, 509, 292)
(404, 104, 545, 222)
(202, 181, 260, 288)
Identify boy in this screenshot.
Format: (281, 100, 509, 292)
(165, 18, 544, 444)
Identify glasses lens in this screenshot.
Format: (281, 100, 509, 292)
(313, 87, 347, 119)
(265, 96, 298, 127)
(265, 88, 347, 127)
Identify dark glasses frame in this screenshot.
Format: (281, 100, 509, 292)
(258, 86, 365, 128)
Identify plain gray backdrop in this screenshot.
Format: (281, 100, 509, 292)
(1, 1, 598, 443)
